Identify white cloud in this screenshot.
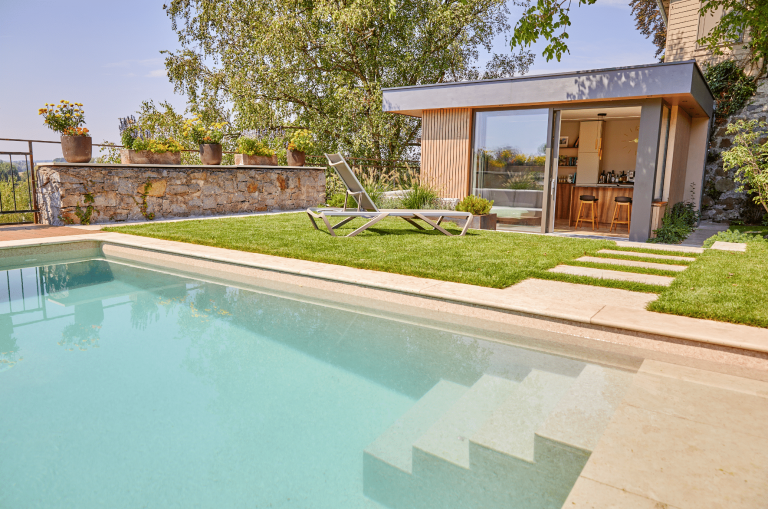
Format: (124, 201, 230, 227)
(146, 69, 168, 78)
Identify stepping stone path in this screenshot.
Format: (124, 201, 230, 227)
(548, 245, 703, 288)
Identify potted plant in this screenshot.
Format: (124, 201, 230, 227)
(183, 115, 227, 165)
(456, 195, 497, 230)
(39, 101, 92, 163)
(235, 138, 277, 166)
(120, 128, 183, 165)
(286, 129, 314, 167)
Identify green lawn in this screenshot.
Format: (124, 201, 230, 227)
(106, 213, 619, 289)
(105, 212, 767, 328)
(648, 240, 768, 328)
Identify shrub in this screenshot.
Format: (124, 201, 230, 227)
(648, 200, 700, 244)
(131, 137, 184, 153)
(722, 119, 768, 216)
(237, 138, 275, 157)
(456, 195, 494, 215)
(183, 116, 227, 145)
(287, 129, 315, 153)
(703, 230, 767, 248)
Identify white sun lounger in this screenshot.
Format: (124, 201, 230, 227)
(306, 154, 473, 237)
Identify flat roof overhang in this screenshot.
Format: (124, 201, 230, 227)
(382, 60, 714, 119)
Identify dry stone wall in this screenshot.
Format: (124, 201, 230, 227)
(36, 164, 325, 225)
(702, 79, 768, 222)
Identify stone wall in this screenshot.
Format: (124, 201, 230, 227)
(36, 164, 325, 225)
(702, 79, 768, 222)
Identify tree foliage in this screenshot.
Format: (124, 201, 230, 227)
(629, 0, 665, 60)
(510, 0, 596, 63)
(161, 0, 534, 162)
(698, 0, 768, 76)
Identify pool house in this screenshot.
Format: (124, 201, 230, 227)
(382, 60, 715, 242)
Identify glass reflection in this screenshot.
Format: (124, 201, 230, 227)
(472, 109, 550, 231)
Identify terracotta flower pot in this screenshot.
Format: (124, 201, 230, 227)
(199, 144, 223, 165)
(121, 149, 181, 165)
(286, 149, 306, 167)
(235, 153, 278, 166)
(60, 135, 92, 163)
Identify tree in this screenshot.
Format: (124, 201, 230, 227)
(698, 0, 768, 75)
(162, 0, 534, 162)
(630, 0, 665, 59)
(722, 119, 768, 214)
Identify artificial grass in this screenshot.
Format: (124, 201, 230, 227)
(105, 213, 618, 289)
(649, 240, 768, 328)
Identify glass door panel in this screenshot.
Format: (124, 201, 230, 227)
(471, 109, 550, 232)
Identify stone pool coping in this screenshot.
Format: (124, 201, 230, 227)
(1, 229, 766, 357)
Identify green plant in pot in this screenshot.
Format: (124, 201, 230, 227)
(39, 101, 92, 163)
(183, 116, 227, 165)
(120, 126, 184, 165)
(456, 195, 496, 230)
(236, 138, 277, 166)
(286, 129, 314, 167)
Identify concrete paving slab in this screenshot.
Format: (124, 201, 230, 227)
(564, 477, 677, 509)
(548, 265, 676, 286)
(576, 256, 687, 272)
(597, 249, 696, 262)
(711, 241, 747, 252)
(614, 240, 705, 254)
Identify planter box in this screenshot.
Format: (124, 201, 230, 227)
(121, 149, 181, 165)
(454, 213, 497, 230)
(235, 154, 278, 166)
(61, 135, 92, 163)
(287, 149, 306, 167)
(199, 144, 223, 165)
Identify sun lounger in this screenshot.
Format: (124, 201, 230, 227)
(306, 154, 473, 237)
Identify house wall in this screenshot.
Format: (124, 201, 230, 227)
(421, 108, 472, 199)
(601, 119, 641, 174)
(663, 106, 693, 205)
(665, 0, 752, 69)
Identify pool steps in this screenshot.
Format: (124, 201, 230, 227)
(363, 365, 633, 508)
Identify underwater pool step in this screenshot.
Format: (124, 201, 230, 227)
(364, 379, 469, 474)
(535, 364, 635, 453)
(469, 369, 574, 464)
(411, 374, 520, 470)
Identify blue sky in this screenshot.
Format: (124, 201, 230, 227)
(0, 0, 657, 160)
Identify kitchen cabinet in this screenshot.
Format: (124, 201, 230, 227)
(576, 121, 603, 185)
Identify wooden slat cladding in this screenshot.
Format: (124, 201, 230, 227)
(421, 108, 472, 199)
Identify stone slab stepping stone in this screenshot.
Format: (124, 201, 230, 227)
(549, 265, 675, 286)
(576, 256, 687, 272)
(614, 240, 704, 254)
(597, 249, 696, 262)
(710, 241, 747, 252)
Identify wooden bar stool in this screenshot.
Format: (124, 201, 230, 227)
(575, 195, 599, 230)
(610, 196, 632, 232)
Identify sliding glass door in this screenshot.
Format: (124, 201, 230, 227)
(471, 109, 551, 232)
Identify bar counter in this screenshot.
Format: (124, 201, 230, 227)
(555, 183, 634, 226)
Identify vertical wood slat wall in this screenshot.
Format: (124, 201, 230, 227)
(421, 108, 472, 199)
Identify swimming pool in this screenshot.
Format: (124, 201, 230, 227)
(0, 255, 635, 508)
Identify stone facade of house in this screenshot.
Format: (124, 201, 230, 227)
(36, 164, 326, 225)
(701, 79, 768, 222)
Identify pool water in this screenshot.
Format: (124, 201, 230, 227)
(0, 258, 634, 508)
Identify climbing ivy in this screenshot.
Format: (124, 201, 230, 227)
(74, 190, 96, 225)
(704, 60, 759, 124)
(135, 180, 155, 221)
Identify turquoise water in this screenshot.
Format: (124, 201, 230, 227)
(0, 258, 628, 508)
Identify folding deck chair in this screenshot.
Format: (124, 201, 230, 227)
(306, 154, 474, 237)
